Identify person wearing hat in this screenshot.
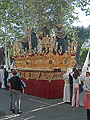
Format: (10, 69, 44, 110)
(55, 24, 67, 53)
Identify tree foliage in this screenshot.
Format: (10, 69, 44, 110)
(72, 26, 89, 64)
(0, 0, 87, 39)
(0, 0, 89, 60)
(73, 26, 89, 46)
(80, 47, 89, 65)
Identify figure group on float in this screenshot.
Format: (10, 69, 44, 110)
(20, 24, 67, 54)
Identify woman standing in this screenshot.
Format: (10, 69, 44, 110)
(71, 69, 81, 108)
(83, 71, 90, 120)
(9, 70, 24, 114)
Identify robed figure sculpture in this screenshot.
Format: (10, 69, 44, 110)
(20, 33, 29, 51)
(55, 24, 67, 53)
(21, 28, 38, 53)
(39, 24, 50, 52)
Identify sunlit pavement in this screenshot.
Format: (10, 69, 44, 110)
(0, 88, 86, 120)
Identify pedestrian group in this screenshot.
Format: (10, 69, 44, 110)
(0, 66, 26, 114)
(63, 67, 90, 120)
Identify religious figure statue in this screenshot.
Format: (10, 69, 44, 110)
(39, 24, 50, 52)
(21, 28, 38, 53)
(29, 27, 38, 51)
(55, 24, 67, 53)
(20, 33, 29, 51)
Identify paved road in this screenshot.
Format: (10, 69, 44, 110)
(0, 88, 87, 120)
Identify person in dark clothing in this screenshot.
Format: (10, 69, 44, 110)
(3, 68, 8, 89)
(29, 27, 38, 51)
(9, 70, 24, 114)
(69, 67, 76, 105)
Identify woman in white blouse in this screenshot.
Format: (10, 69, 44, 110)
(71, 69, 81, 107)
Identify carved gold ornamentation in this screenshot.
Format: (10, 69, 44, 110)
(52, 72, 62, 80)
(25, 72, 31, 81)
(17, 70, 66, 82)
(39, 72, 48, 80)
(46, 72, 55, 82)
(14, 33, 77, 75)
(33, 72, 41, 81)
(20, 72, 25, 78)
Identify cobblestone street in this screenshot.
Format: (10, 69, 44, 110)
(0, 88, 86, 120)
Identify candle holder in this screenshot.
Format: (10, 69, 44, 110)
(56, 42, 58, 46)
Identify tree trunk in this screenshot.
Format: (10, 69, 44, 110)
(22, 1, 28, 33)
(76, 43, 81, 65)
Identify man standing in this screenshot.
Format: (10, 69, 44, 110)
(69, 67, 76, 105)
(9, 70, 24, 114)
(3, 68, 8, 89)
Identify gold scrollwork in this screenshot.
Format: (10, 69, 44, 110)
(52, 72, 63, 80)
(46, 73, 55, 83)
(33, 72, 40, 81)
(20, 72, 25, 78)
(39, 72, 48, 80)
(25, 72, 31, 81)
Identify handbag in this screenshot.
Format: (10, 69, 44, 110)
(79, 81, 84, 93)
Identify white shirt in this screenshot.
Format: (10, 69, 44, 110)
(83, 76, 90, 91)
(73, 76, 81, 85)
(80, 72, 86, 82)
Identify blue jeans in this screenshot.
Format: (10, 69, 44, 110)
(9, 92, 13, 110)
(12, 90, 21, 110)
(87, 109, 90, 120)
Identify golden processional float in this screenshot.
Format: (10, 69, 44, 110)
(13, 33, 77, 83)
